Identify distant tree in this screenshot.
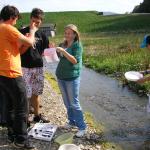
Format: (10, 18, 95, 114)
(132, 0, 150, 13)
(132, 5, 140, 13)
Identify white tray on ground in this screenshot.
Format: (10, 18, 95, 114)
(124, 71, 143, 81)
(28, 123, 57, 141)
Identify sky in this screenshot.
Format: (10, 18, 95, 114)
(0, 0, 144, 13)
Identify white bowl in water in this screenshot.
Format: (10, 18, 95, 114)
(124, 71, 143, 81)
(58, 144, 81, 150)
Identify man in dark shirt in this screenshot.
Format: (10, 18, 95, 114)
(20, 8, 49, 123)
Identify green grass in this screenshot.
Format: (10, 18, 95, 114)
(44, 72, 61, 94)
(18, 11, 150, 34)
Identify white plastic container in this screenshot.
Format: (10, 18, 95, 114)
(44, 48, 59, 63)
(58, 144, 81, 150)
(124, 71, 143, 81)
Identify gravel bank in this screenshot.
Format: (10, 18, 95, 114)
(0, 79, 103, 150)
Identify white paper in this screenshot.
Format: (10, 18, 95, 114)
(44, 48, 59, 63)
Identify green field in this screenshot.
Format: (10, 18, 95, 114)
(18, 11, 150, 34)
(18, 11, 150, 92)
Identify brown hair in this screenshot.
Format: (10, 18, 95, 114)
(30, 8, 44, 20)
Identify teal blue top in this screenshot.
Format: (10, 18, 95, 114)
(56, 41, 83, 80)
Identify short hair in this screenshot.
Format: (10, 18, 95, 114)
(30, 8, 44, 20)
(0, 5, 20, 21)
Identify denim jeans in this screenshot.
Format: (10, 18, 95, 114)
(57, 77, 86, 130)
(0, 76, 28, 143)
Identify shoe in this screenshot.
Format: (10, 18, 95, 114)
(7, 129, 15, 143)
(7, 135, 15, 143)
(63, 123, 76, 129)
(75, 130, 86, 137)
(33, 114, 49, 123)
(13, 140, 36, 150)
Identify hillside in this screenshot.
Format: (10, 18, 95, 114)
(18, 11, 150, 34)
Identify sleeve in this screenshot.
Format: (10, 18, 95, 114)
(72, 42, 83, 63)
(7, 25, 22, 43)
(42, 32, 49, 51)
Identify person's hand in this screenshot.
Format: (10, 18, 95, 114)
(30, 22, 38, 33)
(56, 47, 65, 53)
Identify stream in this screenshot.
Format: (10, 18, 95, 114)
(45, 62, 150, 150)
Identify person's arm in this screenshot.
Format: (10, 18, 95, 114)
(19, 44, 30, 55)
(19, 23, 38, 54)
(56, 47, 77, 64)
(140, 70, 150, 75)
(19, 22, 37, 48)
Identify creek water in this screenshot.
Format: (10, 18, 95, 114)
(45, 62, 150, 150)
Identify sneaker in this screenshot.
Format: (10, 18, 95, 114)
(7, 135, 15, 143)
(7, 129, 15, 143)
(75, 130, 86, 137)
(13, 140, 36, 150)
(63, 123, 76, 129)
(33, 114, 49, 123)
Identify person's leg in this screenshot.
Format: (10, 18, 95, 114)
(0, 76, 35, 149)
(31, 67, 43, 116)
(32, 67, 49, 122)
(12, 76, 28, 143)
(57, 79, 75, 126)
(30, 94, 40, 116)
(65, 77, 86, 130)
(22, 68, 34, 126)
(0, 76, 15, 142)
(22, 67, 33, 108)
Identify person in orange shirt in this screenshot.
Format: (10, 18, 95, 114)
(0, 5, 37, 150)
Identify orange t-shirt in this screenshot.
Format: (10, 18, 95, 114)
(0, 23, 22, 78)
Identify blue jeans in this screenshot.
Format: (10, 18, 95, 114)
(57, 77, 86, 130)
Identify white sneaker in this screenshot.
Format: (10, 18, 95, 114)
(75, 130, 86, 137)
(63, 123, 76, 129)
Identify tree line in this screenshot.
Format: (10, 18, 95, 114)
(132, 0, 150, 13)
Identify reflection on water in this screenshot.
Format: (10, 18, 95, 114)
(45, 61, 150, 150)
(147, 95, 150, 113)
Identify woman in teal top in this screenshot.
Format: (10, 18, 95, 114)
(56, 24, 86, 137)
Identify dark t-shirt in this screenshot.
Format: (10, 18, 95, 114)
(20, 26, 49, 68)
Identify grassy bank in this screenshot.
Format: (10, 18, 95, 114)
(19, 11, 150, 92)
(83, 33, 150, 92)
